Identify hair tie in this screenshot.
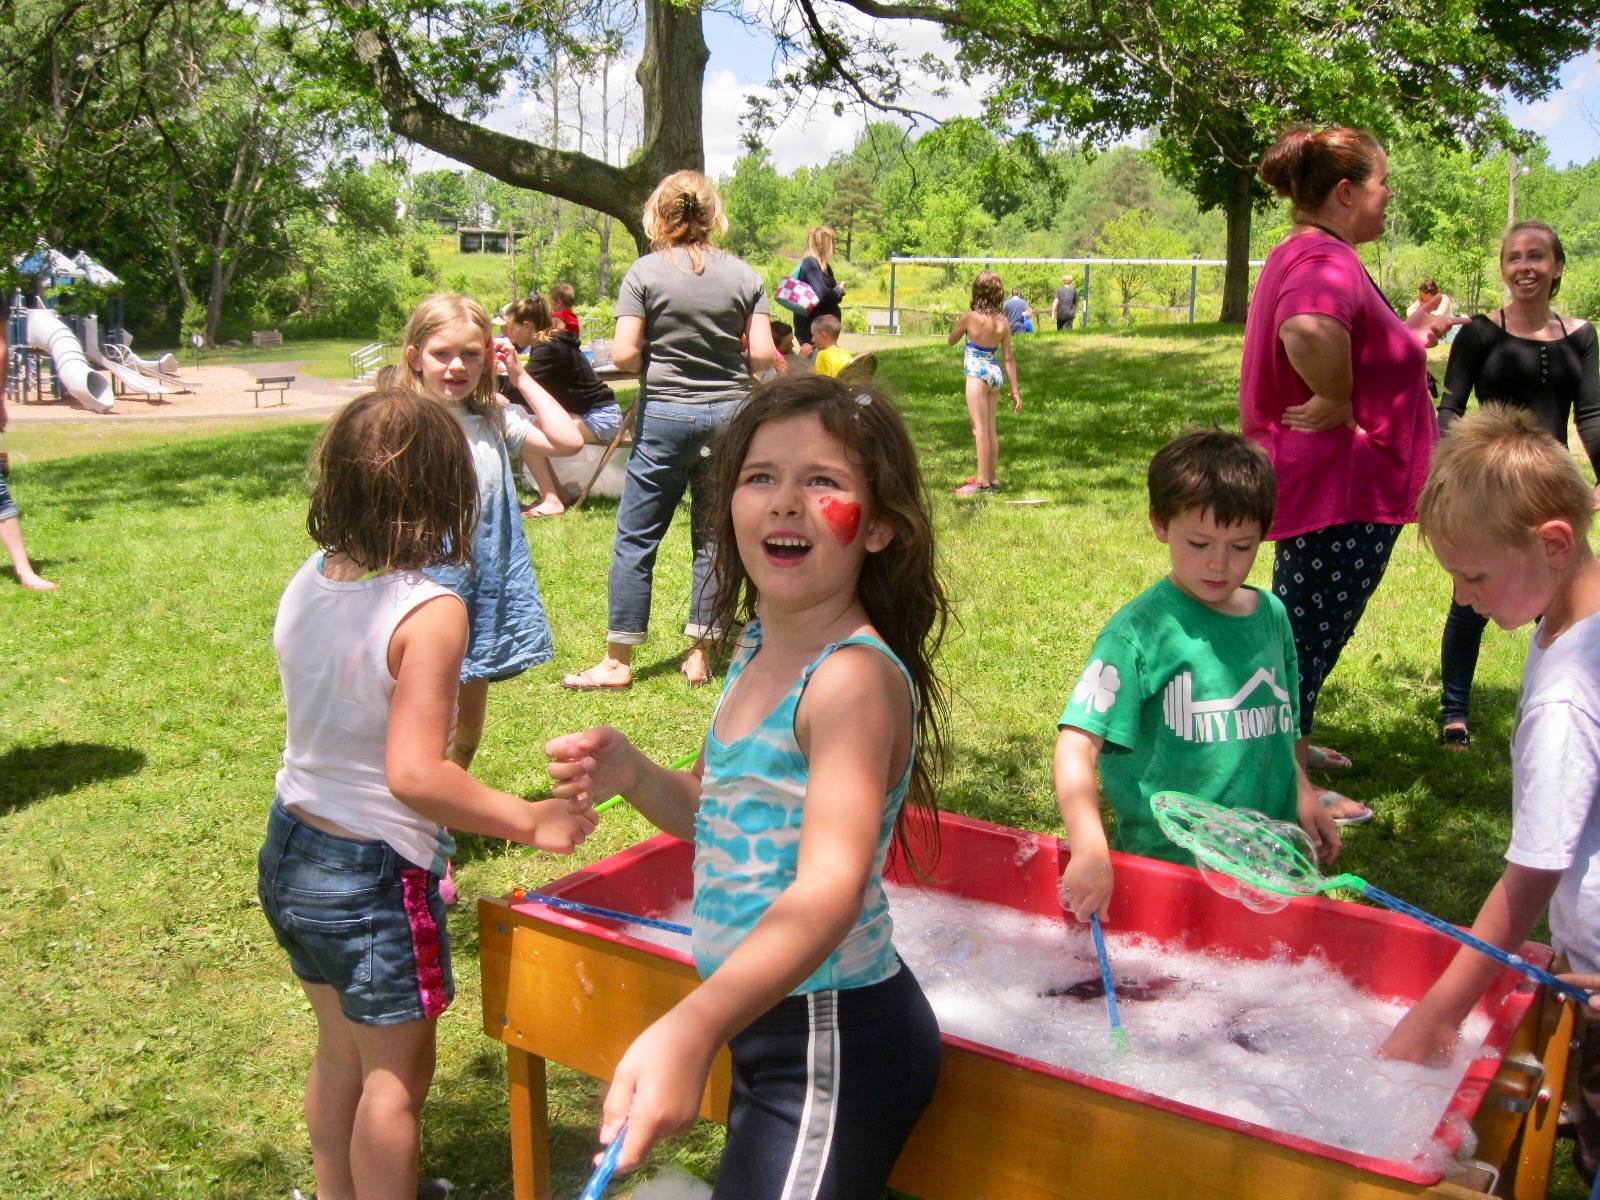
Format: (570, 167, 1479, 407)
(679, 193, 702, 221)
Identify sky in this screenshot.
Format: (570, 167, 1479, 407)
(429, 19, 1600, 179)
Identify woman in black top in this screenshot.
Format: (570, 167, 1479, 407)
(501, 296, 626, 518)
(1436, 221, 1598, 746)
(793, 226, 846, 346)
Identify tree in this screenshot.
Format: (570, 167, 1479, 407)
(289, 0, 708, 252)
(408, 170, 477, 226)
(786, 0, 1600, 321)
(723, 147, 786, 260)
(825, 165, 882, 258)
(1093, 208, 1189, 322)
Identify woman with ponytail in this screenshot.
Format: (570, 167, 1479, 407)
(1239, 125, 1461, 820)
(563, 170, 777, 691)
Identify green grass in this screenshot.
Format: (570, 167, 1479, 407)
(141, 338, 376, 380)
(0, 325, 1582, 1197)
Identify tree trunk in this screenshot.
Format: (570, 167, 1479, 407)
(549, 52, 562, 246)
(1219, 166, 1254, 324)
(351, 0, 706, 254)
(598, 56, 613, 298)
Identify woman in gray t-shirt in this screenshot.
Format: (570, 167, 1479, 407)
(562, 170, 776, 690)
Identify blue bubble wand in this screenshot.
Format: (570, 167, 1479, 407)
(579, 1123, 628, 1200)
(1089, 912, 1132, 1054)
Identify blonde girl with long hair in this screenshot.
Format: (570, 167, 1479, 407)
(562, 170, 776, 691)
(793, 224, 847, 347)
(399, 293, 583, 762)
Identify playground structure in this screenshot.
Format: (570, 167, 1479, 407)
(6, 242, 186, 412)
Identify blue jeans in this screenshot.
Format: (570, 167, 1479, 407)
(258, 802, 454, 1025)
(607, 398, 744, 643)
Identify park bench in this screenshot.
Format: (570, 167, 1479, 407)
(865, 308, 900, 335)
(249, 374, 294, 408)
(251, 329, 284, 349)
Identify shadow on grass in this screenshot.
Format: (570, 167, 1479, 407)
(24, 421, 321, 513)
(0, 741, 146, 814)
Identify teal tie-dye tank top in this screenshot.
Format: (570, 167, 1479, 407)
(692, 621, 915, 992)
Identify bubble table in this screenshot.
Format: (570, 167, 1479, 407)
(478, 812, 1571, 1200)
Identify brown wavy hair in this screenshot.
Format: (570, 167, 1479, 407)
(971, 270, 1004, 314)
(706, 374, 952, 869)
(504, 295, 558, 343)
(1259, 125, 1383, 212)
(307, 388, 478, 572)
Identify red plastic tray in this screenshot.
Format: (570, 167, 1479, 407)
(512, 810, 1547, 1185)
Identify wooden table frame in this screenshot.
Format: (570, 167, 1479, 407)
(480, 895, 1568, 1200)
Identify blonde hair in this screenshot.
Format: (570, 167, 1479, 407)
(400, 293, 502, 433)
(1418, 405, 1593, 549)
(642, 170, 727, 274)
(807, 226, 836, 268)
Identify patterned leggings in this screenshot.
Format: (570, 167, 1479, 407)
(1272, 521, 1403, 736)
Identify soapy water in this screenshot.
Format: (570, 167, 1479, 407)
(619, 888, 1489, 1174)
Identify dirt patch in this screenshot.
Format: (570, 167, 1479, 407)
(6, 361, 361, 423)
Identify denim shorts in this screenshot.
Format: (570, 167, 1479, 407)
(581, 401, 625, 444)
(0, 453, 17, 522)
(257, 801, 454, 1025)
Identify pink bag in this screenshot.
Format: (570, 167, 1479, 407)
(774, 275, 820, 316)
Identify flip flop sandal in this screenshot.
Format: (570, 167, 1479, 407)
(1320, 790, 1373, 826)
(1306, 745, 1353, 771)
(560, 667, 633, 691)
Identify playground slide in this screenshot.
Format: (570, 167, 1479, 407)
(26, 307, 114, 413)
(116, 332, 179, 380)
(82, 317, 173, 395)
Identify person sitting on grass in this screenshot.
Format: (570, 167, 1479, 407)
(1380, 407, 1600, 1187)
(810, 313, 854, 378)
(1055, 428, 1344, 926)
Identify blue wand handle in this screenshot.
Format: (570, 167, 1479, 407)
(516, 891, 692, 937)
(1360, 882, 1593, 1006)
(1089, 913, 1130, 1052)
(579, 1123, 628, 1200)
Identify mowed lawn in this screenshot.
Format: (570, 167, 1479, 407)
(0, 325, 1578, 1198)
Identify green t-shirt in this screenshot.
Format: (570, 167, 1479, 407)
(1058, 577, 1302, 864)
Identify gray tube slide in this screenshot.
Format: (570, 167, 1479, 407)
(27, 308, 114, 413)
(82, 317, 172, 395)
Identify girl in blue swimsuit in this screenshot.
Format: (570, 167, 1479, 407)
(947, 270, 1022, 496)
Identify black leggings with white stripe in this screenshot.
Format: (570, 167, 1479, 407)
(713, 961, 942, 1200)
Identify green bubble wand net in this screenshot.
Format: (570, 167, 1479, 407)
(1150, 791, 1591, 1006)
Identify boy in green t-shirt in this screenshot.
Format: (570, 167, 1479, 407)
(1055, 428, 1343, 922)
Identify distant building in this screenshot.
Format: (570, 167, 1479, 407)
(457, 227, 527, 254)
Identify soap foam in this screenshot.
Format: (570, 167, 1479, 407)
(621, 886, 1489, 1171)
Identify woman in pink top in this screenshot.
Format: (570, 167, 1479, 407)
(1240, 125, 1460, 820)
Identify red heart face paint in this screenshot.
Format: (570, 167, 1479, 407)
(817, 496, 862, 545)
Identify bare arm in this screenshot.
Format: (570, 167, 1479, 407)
(1002, 325, 1021, 411)
(1278, 314, 1354, 431)
(947, 312, 968, 346)
(745, 311, 776, 376)
(385, 599, 596, 849)
(545, 726, 704, 841)
(1054, 726, 1112, 920)
(1379, 863, 1563, 1063)
(611, 314, 645, 374)
(499, 342, 584, 456)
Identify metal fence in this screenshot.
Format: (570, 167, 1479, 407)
(886, 255, 1267, 329)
